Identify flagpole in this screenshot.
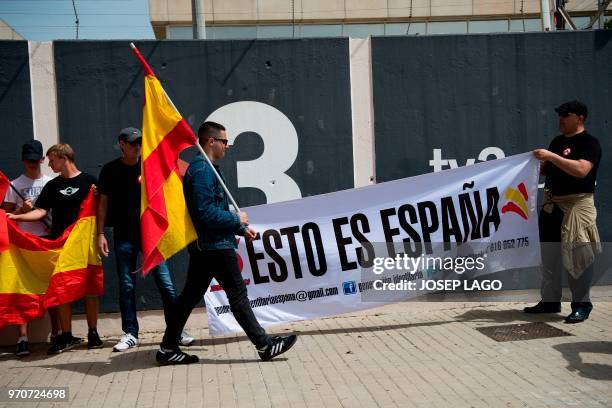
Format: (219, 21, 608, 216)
(130, 42, 242, 213)
(192, 138, 243, 213)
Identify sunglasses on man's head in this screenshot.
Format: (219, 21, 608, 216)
(128, 140, 142, 146)
(214, 138, 229, 146)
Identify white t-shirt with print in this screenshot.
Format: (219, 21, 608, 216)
(3, 174, 53, 236)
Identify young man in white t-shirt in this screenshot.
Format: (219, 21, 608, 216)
(1, 140, 55, 356)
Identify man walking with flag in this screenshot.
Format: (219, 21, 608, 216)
(156, 121, 297, 365)
(128, 43, 296, 365)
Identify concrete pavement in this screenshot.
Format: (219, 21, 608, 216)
(1, 296, 611, 408)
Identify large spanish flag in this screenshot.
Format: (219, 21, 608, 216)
(0, 180, 103, 327)
(131, 44, 197, 273)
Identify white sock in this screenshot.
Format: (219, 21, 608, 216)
(17, 336, 28, 343)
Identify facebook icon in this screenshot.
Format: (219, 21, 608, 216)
(343, 281, 357, 295)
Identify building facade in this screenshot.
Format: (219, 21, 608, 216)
(149, 0, 611, 39)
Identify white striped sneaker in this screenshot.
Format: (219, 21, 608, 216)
(180, 330, 195, 346)
(258, 335, 297, 361)
(156, 347, 199, 365)
(113, 333, 138, 352)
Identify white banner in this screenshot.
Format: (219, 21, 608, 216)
(205, 153, 541, 335)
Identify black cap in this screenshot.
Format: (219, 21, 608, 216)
(555, 100, 588, 119)
(118, 127, 142, 143)
(21, 139, 43, 161)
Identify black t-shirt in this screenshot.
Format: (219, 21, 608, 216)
(97, 158, 141, 241)
(35, 172, 97, 239)
(544, 131, 601, 196)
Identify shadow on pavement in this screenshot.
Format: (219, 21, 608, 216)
(23, 349, 271, 375)
(454, 307, 565, 323)
(197, 319, 453, 346)
(553, 341, 612, 380)
(10, 320, 450, 374)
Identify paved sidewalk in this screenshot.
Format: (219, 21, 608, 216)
(1, 298, 611, 408)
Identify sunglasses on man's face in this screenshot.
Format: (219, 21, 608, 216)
(214, 138, 229, 146)
(128, 140, 142, 147)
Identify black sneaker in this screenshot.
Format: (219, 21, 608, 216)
(524, 301, 561, 314)
(156, 347, 199, 365)
(47, 334, 66, 355)
(258, 335, 297, 361)
(47, 333, 82, 354)
(65, 335, 83, 350)
(565, 310, 590, 324)
(88, 329, 103, 349)
(16, 340, 30, 357)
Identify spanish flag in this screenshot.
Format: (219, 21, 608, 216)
(131, 44, 197, 273)
(0, 177, 103, 327)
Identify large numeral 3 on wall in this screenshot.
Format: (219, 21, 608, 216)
(206, 101, 302, 204)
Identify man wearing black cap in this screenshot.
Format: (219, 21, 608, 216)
(3, 140, 52, 236)
(2, 139, 54, 356)
(525, 100, 602, 323)
(97, 127, 194, 352)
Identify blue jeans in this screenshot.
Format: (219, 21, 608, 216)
(114, 237, 177, 338)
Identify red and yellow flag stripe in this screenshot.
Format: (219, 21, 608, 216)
(132, 45, 197, 273)
(0, 188, 103, 327)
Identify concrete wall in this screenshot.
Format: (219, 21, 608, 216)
(52, 38, 354, 313)
(0, 19, 23, 40)
(371, 30, 612, 290)
(0, 41, 34, 180)
(0, 31, 610, 316)
(371, 32, 612, 232)
(28, 42, 59, 178)
(149, 0, 604, 25)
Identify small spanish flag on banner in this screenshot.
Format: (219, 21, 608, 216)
(0, 174, 103, 327)
(131, 44, 198, 273)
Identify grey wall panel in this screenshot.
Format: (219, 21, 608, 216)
(54, 39, 353, 202)
(372, 31, 612, 241)
(54, 39, 353, 312)
(0, 41, 34, 180)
